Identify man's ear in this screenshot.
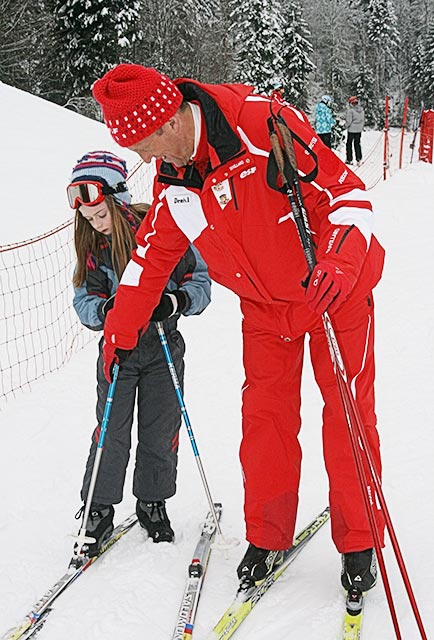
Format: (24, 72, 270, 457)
(168, 115, 177, 130)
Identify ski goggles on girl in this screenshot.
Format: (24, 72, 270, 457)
(66, 180, 128, 209)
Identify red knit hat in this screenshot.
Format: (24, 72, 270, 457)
(348, 96, 358, 105)
(92, 64, 183, 147)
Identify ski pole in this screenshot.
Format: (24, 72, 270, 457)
(72, 363, 119, 563)
(155, 321, 233, 548)
(268, 111, 427, 639)
(268, 116, 399, 634)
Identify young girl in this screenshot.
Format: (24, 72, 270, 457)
(69, 151, 211, 555)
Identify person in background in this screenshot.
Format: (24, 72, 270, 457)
(69, 150, 211, 554)
(345, 96, 365, 166)
(314, 94, 336, 148)
(270, 80, 285, 101)
(92, 64, 385, 595)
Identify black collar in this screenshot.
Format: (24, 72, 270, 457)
(158, 81, 244, 188)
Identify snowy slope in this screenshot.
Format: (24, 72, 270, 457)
(0, 81, 139, 245)
(0, 83, 433, 640)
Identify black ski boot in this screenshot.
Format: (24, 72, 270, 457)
(237, 543, 284, 587)
(136, 500, 174, 543)
(341, 547, 377, 592)
(75, 503, 114, 558)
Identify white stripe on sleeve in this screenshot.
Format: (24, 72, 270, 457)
(329, 207, 373, 247)
(165, 185, 208, 241)
(120, 259, 143, 287)
(237, 126, 270, 158)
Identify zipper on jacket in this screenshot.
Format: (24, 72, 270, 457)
(229, 177, 239, 210)
(336, 225, 355, 253)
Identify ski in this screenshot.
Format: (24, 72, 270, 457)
(172, 503, 223, 640)
(343, 587, 365, 639)
(8, 610, 51, 640)
(208, 506, 330, 640)
(1, 513, 138, 640)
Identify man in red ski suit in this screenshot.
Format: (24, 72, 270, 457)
(92, 64, 385, 591)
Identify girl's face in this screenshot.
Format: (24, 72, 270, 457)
(79, 199, 112, 235)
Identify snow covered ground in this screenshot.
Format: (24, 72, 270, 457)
(0, 82, 433, 639)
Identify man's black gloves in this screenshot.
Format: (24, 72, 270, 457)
(150, 290, 190, 322)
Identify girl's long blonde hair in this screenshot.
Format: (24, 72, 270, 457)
(73, 196, 149, 288)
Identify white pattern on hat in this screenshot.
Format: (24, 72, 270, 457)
(92, 64, 183, 147)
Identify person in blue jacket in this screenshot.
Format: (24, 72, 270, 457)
(314, 95, 336, 148)
(68, 150, 211, 555)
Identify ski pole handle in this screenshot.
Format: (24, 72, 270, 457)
(268, 117, 316, 272)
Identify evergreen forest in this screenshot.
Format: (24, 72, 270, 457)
(1, 0, 433, 127)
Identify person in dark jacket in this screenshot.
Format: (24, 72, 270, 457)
(345, 96, 365, 166)
(270, 80, 285, 101)
(69, 150, 211, 555)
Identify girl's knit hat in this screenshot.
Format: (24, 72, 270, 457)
(70, 150, 131, 205)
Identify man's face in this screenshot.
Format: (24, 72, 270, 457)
(128, 116, 193, 167)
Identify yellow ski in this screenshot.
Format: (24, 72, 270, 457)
(343, 588, 364, 639)
(208, 507, 330, 640)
